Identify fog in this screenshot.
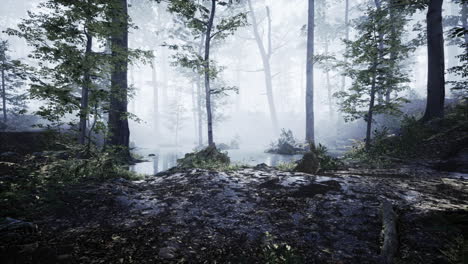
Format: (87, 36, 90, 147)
(0, 0, 463, 152)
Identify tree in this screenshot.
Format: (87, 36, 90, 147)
(167, 0, 246, 147)
(247, 0, 279, 133)
(306, 0, 315, 144)
(421, 0, 445, 121)
(106, 0, 131, 157)
(0, 40, 28, 123)
(6, 0, 110, 144)
(447, 0, 468, 100)
(340, 0, 350, 94)
(335, 0, 413, 150)
(165, 86, 188, 146)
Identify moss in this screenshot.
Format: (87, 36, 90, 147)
(177, 144, 231, 170)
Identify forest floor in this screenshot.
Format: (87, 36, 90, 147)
(1, 162, 467, 263)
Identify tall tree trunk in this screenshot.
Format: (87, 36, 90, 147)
(1, 62, 6, 123)
(422, 0, 445, 121)
(107, 0, 131, 158)
(191, 82, 197, 144)
(204, 0, 216, 146)
(386, 0, 397, 103)
(129, 65, 135, 114)
(79, 33, 92, 145)
(325, 41, 333, 121)
(306, 0, 315, 144)
(196, 35, 205, 147)
(247, 0, 279, 133)
(366, 0, 385, 150)
(151, 57, 159, 137)
(161, 47, 169, 109)
(366, 61, 379, 150)
(196, 75, 203, 146)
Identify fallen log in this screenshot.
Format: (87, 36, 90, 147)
(381, 199, 398, 264)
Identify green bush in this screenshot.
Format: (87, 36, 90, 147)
(177, 145, 231, 170)
(311, 144, 342, 171)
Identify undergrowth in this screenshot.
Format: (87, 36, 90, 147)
(0, 144, 142, 218)
(261, 232, 303, 263)
(345, 103, 468, 168)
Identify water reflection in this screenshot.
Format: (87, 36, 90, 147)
(130, 146, 303, 175)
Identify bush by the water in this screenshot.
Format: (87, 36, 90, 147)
(294, 143, 342, 173)
(266, 129, 307, 155)
(177, 144, 231, 170)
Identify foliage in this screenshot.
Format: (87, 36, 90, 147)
(345, 103, 468, 167)
(167, 0, 246, 93)
(267, 129, 307, 155)
(276, 162, 297, 172)
(5, 0, 151, 133)
(176, 144, 231, 170)
(447, 5, 468, 101)
(0, 40, 30, 120)
(310, 143, 342, 171)
(334, 1, 415, 148)
(0, 144, 142, 217)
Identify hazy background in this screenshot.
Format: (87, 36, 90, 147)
(0, 0, 463, 151)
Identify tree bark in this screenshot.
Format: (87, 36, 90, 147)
(366, 61, 378, 150)
(422, 0, 445, 122)
(247, 0, 279, 134)
(191, 82, 197, 144)
(79, 33, 92, 145)
(196, 35, 205, 147)
(129, 65, 135, 114)
(204, 0, 216, 146)
(366, 0, 385, 150)
(306, 0, 315, 143)
(107, 0, 131, 158)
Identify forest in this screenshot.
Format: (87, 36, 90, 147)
(0, 0, 467, 263)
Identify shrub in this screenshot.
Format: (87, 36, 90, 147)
(267, 129, 307, 155)
(177, 144, 231, 170)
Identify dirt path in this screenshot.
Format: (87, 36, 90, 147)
(2, 165, 467, 263)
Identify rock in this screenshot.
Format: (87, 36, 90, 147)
(148, 154, 156, 157)
(158, 247, 176, 259)
(294, 152, 320, 174)
(254, 163, 273, 172)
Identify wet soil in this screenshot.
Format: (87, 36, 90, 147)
(1, 165, 467, 263)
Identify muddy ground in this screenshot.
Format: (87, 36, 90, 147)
(1, 164, 467, 263)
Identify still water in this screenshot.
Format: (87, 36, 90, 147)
(129, 146, 303, 175)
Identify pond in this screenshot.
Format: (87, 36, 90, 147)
(129, 146, 303, 175)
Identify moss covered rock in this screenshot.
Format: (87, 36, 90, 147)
(177, 144, 230, 169)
